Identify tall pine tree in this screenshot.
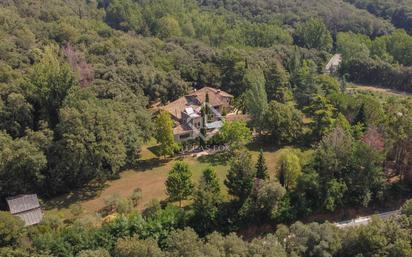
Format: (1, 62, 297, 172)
(192, 167, 222, 235)
(201, 167, 220, 193)
(256, 149, 269, 180)
(225, 150, 255, 202)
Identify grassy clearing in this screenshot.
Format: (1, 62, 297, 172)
(44, 140, 302, 218)
(348, 83, 412, 99)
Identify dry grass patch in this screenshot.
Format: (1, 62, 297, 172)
(45, 142, 301, 218)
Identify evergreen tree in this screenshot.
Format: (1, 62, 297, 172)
(256, 149, 269, 180)
(243, 68, 268, 132)
(265, 62, 290, 102)
(225, 150, 256, 202)
(192, 168, 222, 235)
(354, 103, 366, 126)
(305, 95, 336, 140)
(200, 92, 209, 146)
(166, 162, 194, 207)
(205, 92, 210, 117)
(200, 106, 207, 147)
(200, 167, 220, 193)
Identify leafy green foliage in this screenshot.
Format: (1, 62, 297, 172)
(278, 150, 302, 190)
(192, 168, 222, 235)
(0, 131, 47, 200)
(255, 149, 269, 180)
(313, 126, 386, 211)
(339, 29, 412, 93)
(347, 0, 412, 34)
(198, 0, 393, 36)
(263, 100, 304, 144)
(155, 111, 178, 157)
(225, 150, 255, 202)
(240, 180, 286, 221)
(104, 0, 143, 32)
(295, 18, 333, 51)
(279, 221, 343, 257)
(166, 162, 194, 207)
(114, 237, 163, 257)
(217, 121, 252, 151)
(47, 84, 152, 193)
(243, 68, 268, 131)
(77, 248, 111, 257)
(305, 95, 336, 140)
(0, 212, 24, 247)
(400, 199, 412, 216)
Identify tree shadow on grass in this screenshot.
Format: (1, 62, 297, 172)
(246, 141, 279, 152)
(147, 145, 162, 157)
(43, 182, 107, 211)
(246, 135, 312, 152)
(198, 152, 230, 166)
(133, 157, 171, 172)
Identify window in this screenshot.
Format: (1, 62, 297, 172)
(180, 133, 191, 140)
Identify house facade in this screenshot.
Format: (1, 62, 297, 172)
(161, 87, 234, 142)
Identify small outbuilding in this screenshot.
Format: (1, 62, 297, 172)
(6, 194, 43, 226)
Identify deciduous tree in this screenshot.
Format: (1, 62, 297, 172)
(217, 121, 252, 151)
(278, 150, 302, 190)
(0, 212, 24, 247)
(155, 111, 178, 157)
(295, 18, 333, 51)
(166, 162, 194, 207)
(263, 100, 304, 144)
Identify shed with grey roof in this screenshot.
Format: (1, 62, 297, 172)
(6, 194, 43, 226)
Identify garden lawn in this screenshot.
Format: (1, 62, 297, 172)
(44, 142, 294, 218)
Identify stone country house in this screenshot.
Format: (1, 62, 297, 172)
(161, 87, 236, 142)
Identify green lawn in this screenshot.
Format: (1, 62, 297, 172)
(44, 140, 303, 218)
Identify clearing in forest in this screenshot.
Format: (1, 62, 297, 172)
(44, 142, 294, 218)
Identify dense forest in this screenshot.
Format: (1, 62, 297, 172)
(198, 0, 393, 36)
(345, 0, 412, 34)
(2, 0, 412, 256)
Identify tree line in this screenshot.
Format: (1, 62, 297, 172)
(346, 0, 412, 35)
(1, 198, 412, 256)
(337, 29, 412, 93)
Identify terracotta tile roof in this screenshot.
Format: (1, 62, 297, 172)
(225, 114, 251, 122)
(173, 123, 193, 134)
(162, 96, 192, 120)
(162, 87, 233, 120)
